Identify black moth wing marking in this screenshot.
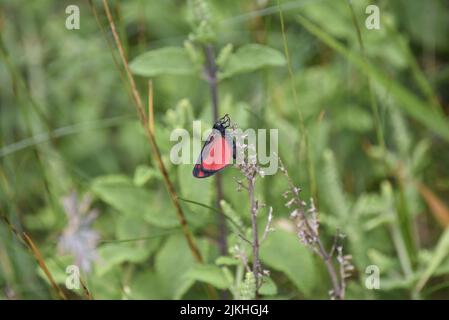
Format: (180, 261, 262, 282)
(193, 164, 216, 178)
(192, 131, 217, 178)
(193, 130, 222, 178)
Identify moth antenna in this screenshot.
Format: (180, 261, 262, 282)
(221, 114, 231, 128)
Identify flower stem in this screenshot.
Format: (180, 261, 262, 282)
(248, 175, 261, 298)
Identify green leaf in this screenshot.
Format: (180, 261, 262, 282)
(130, 47, 195, 77)
(155, 234, 197, 299)
(215, 256, 239, 266)
(91, 175, 178, 228)
(133, 165, 158, 186)
(178, 164, 212, 228)
(114, 213, 176, 243)
(259, 277, 278, 296)
(260, 230, 316, 296)
(186, 264, 230, 290)
(416, 227, 449, 292)
(219, 44, 286, 80)
(96, 242, 151, 276)
(129, 271, 170, 299)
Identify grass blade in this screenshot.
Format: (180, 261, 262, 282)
(415, 227, 449, 292)
(296, 15, 449, 142)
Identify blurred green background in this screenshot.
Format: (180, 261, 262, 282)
(1, 0, 449, 300)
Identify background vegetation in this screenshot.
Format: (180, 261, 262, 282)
(1, 0, 449, 299)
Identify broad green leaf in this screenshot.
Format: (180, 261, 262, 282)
(219, 44, 286, 80)
(260, 230, 316, 296)
(89, 269, 123, 299)
(128, 271, 170, 299)
(185, 264, 230, 290)
(96, 242, 151, 276)
(297, 15, 449, 142)
(178, 164, 213, 228)
(215, 256, 239, 266)
(155, 234, 197, 299)
(133, 164, 158, 186)
(130, 47, 195, 77)
(259, 277, 278, 296)
(91, 175, 178, 228)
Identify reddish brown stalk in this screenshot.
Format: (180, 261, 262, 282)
(1, 214, 68, 300)
(97, 0, 217, 299)
(148, 80, 155, 135)
(22, 233, 68, 300)
(99, 0, 203, 264)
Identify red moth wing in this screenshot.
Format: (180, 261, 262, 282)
(192, 129, 234, 178)
(201, 134, 234, 171)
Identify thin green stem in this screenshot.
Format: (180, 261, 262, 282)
(346, 0, 385, 151)
(277, 0, 317, 200)
(346, 0, 417, 299)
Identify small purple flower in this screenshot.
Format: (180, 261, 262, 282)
(58, 191, 100, 273)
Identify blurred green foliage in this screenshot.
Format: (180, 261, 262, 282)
(1, 0, 449, 300)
